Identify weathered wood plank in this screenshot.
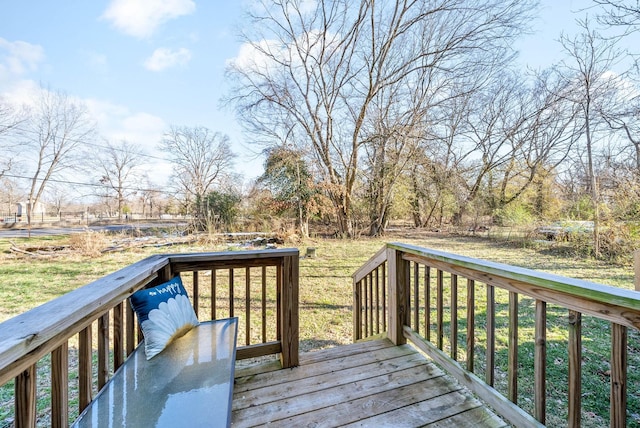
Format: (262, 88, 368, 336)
(192, 270, 199, 317)
(232, 363, 439, 426)
(245, 267, 250, 346)
(78, 325, 92, 412)
(273, 375, 461, 428)
(236, 341, 281, 361)
(486, 284, 495, 387)
(508, 291, 518, 403)
(534, 299, 547, 424)
(211, 268, 217, 320)
(300, 338, 394, 365)
(611, 322, 627, 427)
(568, 310, 582, 428)
(352, 245, 387, 283)
(280, 254, 299, 367)
(353, 279, 362, 340)
(467, 278, 475, 372)
(113, 302, 124, 370)
(235, 341, 411, 393)
(15, 365, 36, 428)
(341, 390, 481, 428)
(437, 269, 444, 350)
(428, 406, 509, 427)
(97, 312, 109, 389)
(233, 353, 431, 411)
(388, 247, 408, 345)
(51, 343, 68, 428)
(452, 273, 458, 360)
(261, 266, 267, 342)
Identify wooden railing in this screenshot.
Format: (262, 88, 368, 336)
(0, 248, 299, 427)
(353, 242, 640, 427)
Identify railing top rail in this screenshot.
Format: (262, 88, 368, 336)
(0, 248, 299, 385)
(389, 242, 640, 316)
(352, 245, 388, 283)
(166, 248, 299, 263)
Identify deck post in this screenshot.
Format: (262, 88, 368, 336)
(387, 247, 408, 345)
(280, 253, 299, 367)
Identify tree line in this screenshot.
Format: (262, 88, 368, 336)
(226, 0, 640, 255)
(1, 1, 640, 255)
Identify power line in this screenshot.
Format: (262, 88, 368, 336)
(1, 173, 177, 196)
(3, 124, 172, 163)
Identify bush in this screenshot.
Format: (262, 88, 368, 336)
(69, 231, 110, 257)
(493, 204, 534, 227)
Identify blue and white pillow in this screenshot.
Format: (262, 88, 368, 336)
(130, 276, 199, 360)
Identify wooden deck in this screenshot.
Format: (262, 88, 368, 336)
(232, 339, 507, 427)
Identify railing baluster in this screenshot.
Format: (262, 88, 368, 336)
(125, 298, 135, 356)
(245, 267, 251, 346)
(368, 272, 374, 336)
(508, 291, 518, 404)
(51, 342, 68, 428)
(193, 271, 199, 317)
(15, 364, 36, 428)
(229, 268, 235, 318)
(79, 325, 92, 412)
(98, 312, 109, 389)
(425, 266, 431, 342)
(535, 300, 547, 424)
(114, 302, 124, 370)
(382, 262, 386, 333)
(437, 269, 444, 350)
(363, 275, 369, 337)
(611, 323, 627, 427)
(211, 268, 217, 320)
(262, 266, 267, 343)
(276, 264, 282, 341)
(466, 279, 475, 372)
(375, 266, 380, 334)
(413, 263, 419, 334)
(568, 310, 582, 427)
(451, 274, 458, 360)
(353, 278, 362, 341)
(486, 284, 495, 387)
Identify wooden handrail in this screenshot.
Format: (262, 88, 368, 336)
(354, 243, 640, 427)
(0, 248, 299, 427)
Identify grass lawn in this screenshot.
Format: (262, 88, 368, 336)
(0, 230, 638, 427)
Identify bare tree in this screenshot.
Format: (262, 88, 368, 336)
(23, 89, 96, 233)
(226, 0, 538, 237)
(159, 126, 235, 229)
(0, 98, 26, 180)
(558, 18, 625, 256)
(94, 140, 146, 220)
(594, 0, 640, 32)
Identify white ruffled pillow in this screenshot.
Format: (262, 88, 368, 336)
(130, 276, 199, 359)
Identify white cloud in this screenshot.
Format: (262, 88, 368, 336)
(144, 47, 191, 71)
(85, 99, 166, 147)
(101, 0, 195, 38)
(0, 38, 45, 79)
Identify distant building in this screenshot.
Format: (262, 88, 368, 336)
(17, 201, 46, 218)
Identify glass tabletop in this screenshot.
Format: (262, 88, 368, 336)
(72, 317, 238, 428)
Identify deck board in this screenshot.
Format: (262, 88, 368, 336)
(232, 339, 505, 427)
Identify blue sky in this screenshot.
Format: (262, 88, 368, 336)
(0, 0, 635, 188)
